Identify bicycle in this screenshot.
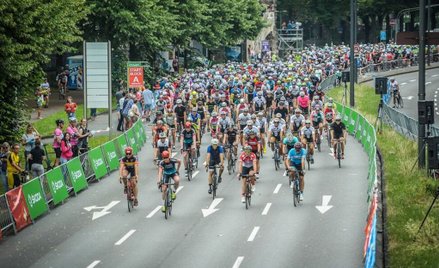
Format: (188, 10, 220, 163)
(163, 181, 175, 219)
(325, 124, 331, 148)
(315, 128, 321, 152)
(305, 142, 312, 170)
(225, 145, 236, 175)
(393, 91, 404, 108)
(288, 167, 301, 207)
(121, 176, 136, 212)
(273, 142, 281, 171)
(207, 165, 220, 200)
(183, 148, 196, 181)
(334, 139, 343, 168)
(240, 174, 254, 209)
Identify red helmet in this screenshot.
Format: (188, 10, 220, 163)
(161, 151, 170, 159)
(125, 147, 133, 155)
(185, 122, 191, 128)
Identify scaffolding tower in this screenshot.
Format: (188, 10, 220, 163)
(277, 29, 303, 56)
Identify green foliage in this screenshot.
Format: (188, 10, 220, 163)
(0, 0, 87, 142)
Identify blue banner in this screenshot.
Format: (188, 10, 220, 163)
(365, 214, 377, 268)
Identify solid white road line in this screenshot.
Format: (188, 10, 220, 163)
(432, 74, 438, 77)
(247, 226, 260, 242)
(232, 257, 245, 268)
(192, 171, 200, 178)
(115, 230, 136, 245)
(171, 152, 177, 158)
(87, 260, 101, 268)
(273, 184, 282, 194)
(146, 206, 161, 218)
(261, 203, 272, 215)
(176, 186, 184, 193)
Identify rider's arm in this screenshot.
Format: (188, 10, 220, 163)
(134, 161, 139, 178)
(157, 166, 163, 184)
(220, 151, 225, 167)
(205, 151, 210, 167)
(119, 162, 125, 178)
(176, 159, 181, 172)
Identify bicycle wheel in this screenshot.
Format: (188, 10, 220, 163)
(245, 183, 251, 209)
(168, 189, 173, 216)
(293, 184, 297, 207)
(127, 186, 132, 212)
(228, 157, 232, 175)
(212, 175, 217, 200)
(399, 95, 404, 108)
(295, 179, 301, 206)
(337, 143, 342, 168)
(307, 156, 311, 170)
(164, 194, 169, 220)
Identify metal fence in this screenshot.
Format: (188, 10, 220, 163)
(0, 194, 16, 235)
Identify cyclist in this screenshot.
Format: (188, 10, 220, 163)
(324, 102, 336, 137)
(331, 115, 347, 159)
(245, 130, 261, 177)
(255, 112, 267, 152)
(205, 139, 225, 194)
(157, 151, 181, 212)
(174, 99, 186, 133)
(390, 77, 401, 108)
(180, 122, 197, 170)
(282, 132, 299, 173)
(119, 147, 139, 206)
(237, 145, 257, 203)
(253, 91, 266, 113)
(290, 108, 305, 136)
(297, 91, 310, 116)
(310, 105, 324, 139)
(268, 117, 284, 153)
(164, 108, 176, 149)
(209, 111, 220, 138)
(223, 122, 239, 159)
(300, 120, 315, 164)
(286, 142, 306, 201)
(156, 132, 172, 162)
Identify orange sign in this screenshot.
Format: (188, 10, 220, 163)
(128, 67, 144, 88)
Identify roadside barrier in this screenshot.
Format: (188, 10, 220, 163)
(0, 119, 146, 237)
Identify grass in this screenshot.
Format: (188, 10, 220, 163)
(328, 84, 439, 267)
(32, 98, 117, 137)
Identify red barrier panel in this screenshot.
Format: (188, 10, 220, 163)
(363, 194, 377, 257)
(6, 186, 32, 232)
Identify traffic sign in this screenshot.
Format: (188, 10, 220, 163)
(128, 67, 144, 88)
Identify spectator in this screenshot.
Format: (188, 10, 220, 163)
(142, 86, 155, 121)
(60, 132, 73, 165)
(53, 119, 64, 167)
(117, 92, 126, 131)
(65, 96, 77, 118)
(172, 57, 179, 73)
(66, 117, 80, 157)
(122, 95, 134, 130)
(90, 108, 97, 121)
(21, 124, 40, 171)
(77, 118, 93, 154)
(0, 142, 10, 192)
(35, 87, 44, 119)
(130, 98, 141, 124)
(7, 143, 24, 190)
(28, 139, 45, 178)
(40, 78, 50, 108)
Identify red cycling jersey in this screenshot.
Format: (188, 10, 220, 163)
(240, 152, 256, 167)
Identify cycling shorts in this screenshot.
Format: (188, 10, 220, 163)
(162, 172, 178, 184)
(242, 166, 254, 176)
(183, 142, 194, 150)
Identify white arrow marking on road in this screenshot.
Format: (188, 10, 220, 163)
(426, 81, 432, 85)
(273, 184, 282, 194)
(84, 201, 120, 220)
(87, 260, 101, 268)
(402, 96, 414, 100)
(202, 198, 224, 217)
(115, 229, 136, 245)
(262, 203, 272, 215)
(232, 256, 244, 268)
(315, 195, 333, 214)
(146, 206, 162, 218)
(247, 226, 260, 241)
(409, 79, 416, 82)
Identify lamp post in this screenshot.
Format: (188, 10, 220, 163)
(419, 0, 426, 168)
(349, 0, 356, 107)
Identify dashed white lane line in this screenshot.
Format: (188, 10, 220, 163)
(87, 260, 101, 268)
(247, 226, 260, 242)
(261, 203, 272, 215)
(409, 79, 416, 82)
(176, 186, 184, 194)
(273, 184, 282, 194)
(232, 256, 244, 268)
(171, 152, 177, 158)
(432, 74, 438, 77)
(426, 81, 432, 85)
(400, 82, 407, 86)
(146, 206, 161, 218)
(192, 171, 199, 178)
(115, 229, 136, 245)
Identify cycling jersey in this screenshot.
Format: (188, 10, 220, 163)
(240, 152, 256, 168)
(206, 101, 216, 113)
(331, 122, 346, 139)
(197, 107, 205, 119)
(255, 118, 267, 133)
(157, 139, 171, 154)
(181, 129, 195, 144)
(324, 108, 335, 123)
(218, 117, 230, 132)
(174, 105, 186, 121)
(253, 96, 266, 111)
(311, 111, 324, 125)
(188, 112, 200, 122)
(159, 158, 178, 175)
(274, 107, 288, 120)
(121, 156, 137, 176)
(283, 136, 299, 152)
(246, 136, 260, 153)
(238, 113, 251, 127)
(301, 126, 315, 142)
(243, 126, 260, 137)
(288, 148, 306, 166)
(153, 126, 167, 141)
(226, 129, 238, 144)
(269, 125, 283, 138)
(290, 114, 305, 131)
(207, 145, 224, 166)
(165, 113, 175, 127)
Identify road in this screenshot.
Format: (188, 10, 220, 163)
(366, 68, 439, 127)
(0, 125, 368, 268)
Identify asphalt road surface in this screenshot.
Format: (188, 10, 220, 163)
(366, 68, 439, 127)
(0, 125, 368, 268)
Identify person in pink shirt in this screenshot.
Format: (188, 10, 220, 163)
(66, 117, 80, 157)
(60, 132, 73, 164)
(53, 119, 65, 167)
(297, 91, 310, 116)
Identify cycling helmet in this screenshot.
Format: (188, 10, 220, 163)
(327, 103, 333, 107)
(257, 112, 264, 116)
(125, 147, 133, 155)
(187, 117, 193, 122)
(185, 122, 192, 128)
(276, 113, 282, 118)
(192, 107, 197, 112)
(228, 122, 235, 128)
(240, 99, 245, 104)
(336, 114, 342, 121)
(249, 130, 256, 135)
(221, 102, 227, 107)
(299, 91, 305, 97)
(159, 132, 166, 138)
(279, 101, 285, 106)
(244, 145, 252, 151)
(313, 95, 319, 100)
(56, 119, 64, 125)
(295, 108, 301, 113)
(294, 142, 302, 150)
(247, 120, 253, 125)
(315, 105, 321, 110)
(161, 151, 170, 159)
(212, 112, 218, 117)
(328, 97, 334, 102)
(211, 138, 219, 145)
(251, 114, 257, 120)
(274, 118, 280, 123)
(157, 120, 163, 125)
(220, 111, 226, 115)
(305, 120, 311, 124)
(257, 91, 263, 96)
(156, 111, 163, 115)
(243, 108, 249, 112)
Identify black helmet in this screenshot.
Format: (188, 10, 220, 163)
(56, 119, 64, 125)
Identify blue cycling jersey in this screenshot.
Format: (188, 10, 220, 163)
(287, 148, 307, 165)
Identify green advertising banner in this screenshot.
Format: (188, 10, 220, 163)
(342, 107, 351, 126)
(66, 157, 88, 193)
(117, 134, 128, 158)
(45, 167, 69, 205)
(126, 128, 139, 155)
(335, 102, 343, 115)
(88, 147, 108, 180)
(348, 110, 358, 135)
(355, 115, 365, 141)
(103, 141, 120, 171)
(133, 123, 143, 148)
(134, 121, 144, 145)
(139, 121, 147, 142)
(362, 120, 370, 151)
(22, 178, 49, 220)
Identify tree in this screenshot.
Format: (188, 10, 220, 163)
(0, 0, 87, 142)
